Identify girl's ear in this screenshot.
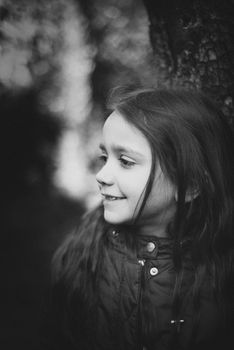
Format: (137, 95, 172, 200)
(175, 188, 200, 203)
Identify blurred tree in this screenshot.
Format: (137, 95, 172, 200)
(0, 0, 66, 197)
(143, 0, 234, 124)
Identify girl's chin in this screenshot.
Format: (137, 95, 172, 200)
(103, 211, 131, 225)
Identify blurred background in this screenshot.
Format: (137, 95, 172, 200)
(1, 0, 234, 349)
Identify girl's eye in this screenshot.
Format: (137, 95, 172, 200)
(119, 156, 135, 168)
(99, 154, 107, 164)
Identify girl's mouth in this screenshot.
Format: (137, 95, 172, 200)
(102, 194, 126, 201)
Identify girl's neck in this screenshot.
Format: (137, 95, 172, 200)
(136, 221, 169, 238)
(134, 210, 176, 238)
(118, 208, 176, 238)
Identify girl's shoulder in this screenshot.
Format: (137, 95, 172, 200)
(51, 205, 106, 281)
(57, 204, 105, 248)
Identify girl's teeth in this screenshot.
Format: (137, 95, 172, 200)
(108, 196, 117, 200)
(106, 195, 124, 200)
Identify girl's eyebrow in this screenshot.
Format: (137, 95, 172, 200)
(99, 143, 144, 158)
(99, 143, 106, 151)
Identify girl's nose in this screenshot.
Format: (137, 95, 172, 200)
(96, 164, 114, 186)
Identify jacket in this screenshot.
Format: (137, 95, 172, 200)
(41, 227, 233, 350)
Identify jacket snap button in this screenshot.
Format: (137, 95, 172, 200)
(146, 242, 156, 252)
(150, 267, 158, 276)
(138, 259, 145, 266)
(112, 230, 118, 237)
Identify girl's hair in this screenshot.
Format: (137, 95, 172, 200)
(110, 88, 234, 253)
(52, 87, 234, 345)
(109, 88, 234, 339)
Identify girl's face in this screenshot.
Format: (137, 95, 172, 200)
(96, 111, 177, 227)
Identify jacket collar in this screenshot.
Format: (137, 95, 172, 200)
(107, 227, 174, 260)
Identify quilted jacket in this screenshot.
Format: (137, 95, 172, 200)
(41, 227, 233, 350)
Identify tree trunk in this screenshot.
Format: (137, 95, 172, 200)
(143, 0, 234, 124)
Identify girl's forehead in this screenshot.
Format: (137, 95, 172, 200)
(102, 111, 151, 155)
(103, 110, 141, 138)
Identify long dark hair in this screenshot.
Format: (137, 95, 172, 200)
(52, 87, 234, 344)
(110, 88, 234, 340)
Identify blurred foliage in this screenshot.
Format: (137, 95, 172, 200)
(0, 0, 96, 202)
(78, 0, 157, 114)
(0, 4, 89, 349)
(0, 0, 65, 90)
(0, 0, 94, 121)
(0, 0, 65, 199)
(0, 0, 158, 201)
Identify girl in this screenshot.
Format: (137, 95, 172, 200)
(42, 88, 234, 350)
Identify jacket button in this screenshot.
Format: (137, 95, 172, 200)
(150, 267, 158, 276)
(138, 259, 145, 266)
(146, 242, 156, 252)
(112, 230, 118, 237)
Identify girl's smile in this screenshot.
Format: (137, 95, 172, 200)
(96, 110, 177, 235)
(101, 194, 126, 201)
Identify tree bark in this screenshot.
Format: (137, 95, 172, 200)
(143, 0, 234, 124)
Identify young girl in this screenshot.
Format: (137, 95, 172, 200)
(42, 88, 234, 350)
